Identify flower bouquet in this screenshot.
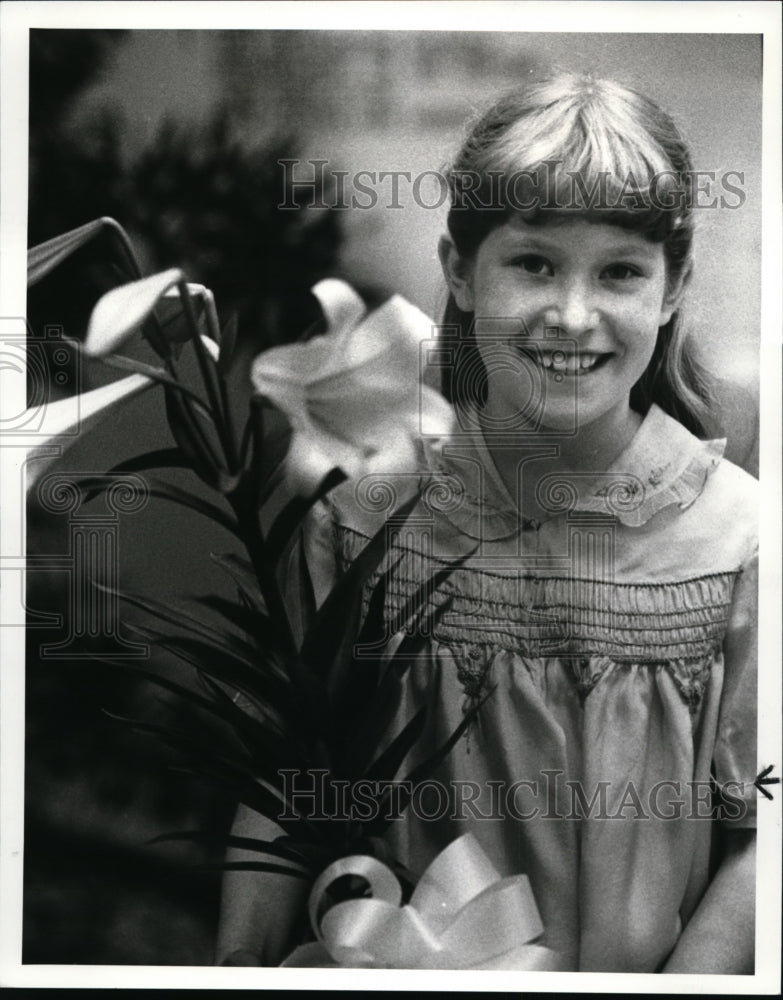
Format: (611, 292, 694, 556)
(25, 219, 553, 969)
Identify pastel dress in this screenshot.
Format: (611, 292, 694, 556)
(299, 404, 758, 973)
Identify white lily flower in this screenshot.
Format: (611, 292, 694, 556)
(84, 269, 185, 357)
(200, 335, 220, 363)
(25, 374, 153, 493)
(83, 271, 222, 363)
(159, 283, 220, 351)
(250, 279, 455, 496)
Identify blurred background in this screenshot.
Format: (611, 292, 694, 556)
(24, 29, 761, 965)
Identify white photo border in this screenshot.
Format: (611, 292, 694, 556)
(1, 1, 780, 992)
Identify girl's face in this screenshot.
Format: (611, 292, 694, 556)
(440, 215, 683, 436)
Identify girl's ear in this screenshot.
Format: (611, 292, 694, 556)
(659, 263, 692, 326)
(438, 235, 475, 313)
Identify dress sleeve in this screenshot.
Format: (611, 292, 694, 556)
(713, 545, 758, 828)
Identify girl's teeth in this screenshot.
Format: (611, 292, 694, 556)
(527, 349, 604, 373)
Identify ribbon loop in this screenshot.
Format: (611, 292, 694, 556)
(282, 834, 557, 970)
(308, 853, 402, 948)
(409, 832, 500, 932)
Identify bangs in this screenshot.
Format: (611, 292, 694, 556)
(449, 76, 691, 242)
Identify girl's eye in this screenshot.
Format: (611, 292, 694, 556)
(603, 263, 641, 281)
(515, 254, 553, 276)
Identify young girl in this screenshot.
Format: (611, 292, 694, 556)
(217, 72, 758, 973)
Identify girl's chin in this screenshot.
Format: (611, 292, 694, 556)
(482, 378, 638, 436)
(506, 395, 633, 436)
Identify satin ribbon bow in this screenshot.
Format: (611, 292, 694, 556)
(281, 833, 557, 969)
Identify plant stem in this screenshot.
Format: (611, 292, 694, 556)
(201, 289, 239, 471)
(178, 280, 237, 470)
(230, 484, 297, 662)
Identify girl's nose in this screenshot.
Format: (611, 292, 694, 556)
(545, 284, 599, 337)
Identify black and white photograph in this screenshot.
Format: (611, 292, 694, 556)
(0, 1, 780, 991)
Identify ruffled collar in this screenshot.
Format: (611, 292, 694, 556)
(423, 404, 726, 539)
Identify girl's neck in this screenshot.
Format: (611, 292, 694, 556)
(477, 399, 644, 519)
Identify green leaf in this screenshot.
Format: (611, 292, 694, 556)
(143, 477, 241, 536)
(217, 313, 239, 375)
(102, 447, 190, 476)
(94, 658, 285, 772)
(363, 705, 428, 785)
(368, 686, 497, 834)
(344, 610, 445, 779)
(74, 473, 225, 527)
(188, 861, 312, 879)
(329, 561, 397, 742)
(104, 661, 223, 715)
(354, 557, 397, 652)
(164, 385, 223, 489)
(404, 693, 493, 785)
(237, 416, 254, 474)
(99, 353, 214, 416)
(149, 831, 311, 866)
(114, 589, 266, 666)
(323, 582, 365, 703)
(388, 563, 458, 637)
(332, 554, 458, 722)
(168, 761, 323, 841)
(84, 268, 185, 357)
(279, 650, 334, 751)
(300, 491, 420, 675)
(163, 764, 317, 840)
(124, 623, 293, 720)
(336, 556, 471, 769)
(103, 710, 256, 779)
(256, 456, 288, 509)
(193, 595, 276, 652)
(254, 400, 293, 505)
(195, 673, 303, 775)
(27, 217, 141, 287)
(209, 553, 265, 612)
(81, 471, 238, 535)
(81, 448, 190, 503)
(120, 625, 281, 725)
(265, 468, 346, 566)
(295, 537, 317, 641)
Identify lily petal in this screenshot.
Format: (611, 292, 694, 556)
(418, 387, 455, 438)
(311, 279, 366, 334)
(283, 431, 351, 498)
(157, 283, 209, 344)
(84, 268, 184, 357)
(201, 335, 220, 363)
(252, 281, 455, 497)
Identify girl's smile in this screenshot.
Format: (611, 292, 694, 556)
(514, 344, 612, 377)
(440, 216, 684, 441)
